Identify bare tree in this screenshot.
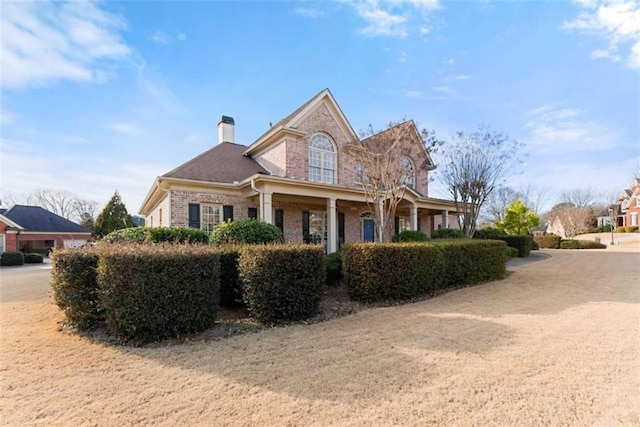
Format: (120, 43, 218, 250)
(517, 183, 550, 215)
(483, 186, 520, 224)
(549, 203, 594, 239)
(348, 121, 434, 242)
(73, 199, 99, 221)
(559, 187, 601, 208)
(438, 126, 524, 237)
(26, 189, 78, 219)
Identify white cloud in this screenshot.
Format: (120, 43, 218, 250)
(449, 74, 472, 80)
(404, 90, 424, 98)
(0, 107, 17, 125)
(294, 7, 326, 18)
(524, 105, 617, 153)
(345, 0, 441, 38)
(445, 58, 455, 66)
(563, 0, 640, 69)
(106, 122, 143, 136)
(150, 30, 187, 44)
(0, 1, 130, 89)
(399, 51, 408, 62)
(432, 86, 453, 93)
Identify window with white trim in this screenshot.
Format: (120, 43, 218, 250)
(400, 157, 415, 189)
(201, 204, 222, 232)
(308, 133, 336, 184)
(632, 212, 638, 226)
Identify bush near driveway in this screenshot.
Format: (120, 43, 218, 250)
(0, 251, 24, 266)
(475, 232, 533, 258)
(559, 240, 607, 249)
(239, 244, 325, 323)
(51, 248, 101, 330)
(98, 244, 220, 342)
(343, 240, 506, 303)
(625, 226, 639, 233)
(24, 253, 44, 264)
(535, 234, 561, 249)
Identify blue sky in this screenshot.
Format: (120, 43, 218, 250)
(1, 0, 639, 216)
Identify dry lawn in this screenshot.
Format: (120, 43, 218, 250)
(1, 250, 639, 426)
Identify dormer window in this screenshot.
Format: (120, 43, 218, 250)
(400, 157, 415, 188)
(308, 133, 336, 184)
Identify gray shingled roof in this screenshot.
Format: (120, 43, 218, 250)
(4, 205, 90, 233)
(163, 142, 268, 183)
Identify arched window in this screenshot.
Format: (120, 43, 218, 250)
(308, 133, 336, 184)
(400, 157, 415, 188)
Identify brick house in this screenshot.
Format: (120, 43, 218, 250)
(139, 89, 459, 252)
(0, 205, 92, 255)
(618, 178, 640, 228)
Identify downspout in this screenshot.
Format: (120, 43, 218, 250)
(251, 178, 262, 220)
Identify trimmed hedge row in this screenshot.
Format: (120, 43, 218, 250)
(103, 227, 210, 244)
(505, 246, 519, 258)
(98, 244, 220, 341)
(559, 239, 607, 249)
(326, 251, 342, 286)
(343, 240, 506, 303)
(24, 253, 44, 264)
(392, 230, 429, 242)
(431, 228, 464, 239)
(1, 251, 24, 266)
(475, 233, 533, 257)
(239, 244, 325, 323)
(535, 234, 561, 249)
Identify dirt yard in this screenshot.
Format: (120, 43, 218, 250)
(1, 250, 638, 426)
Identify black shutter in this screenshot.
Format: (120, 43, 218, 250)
(223, 205, 234, 222)
(338, 212, 345, 249)
(302, 211, 310, 243)
(394, 216, 400, 235)
(248, 207, 258, 220)
(275, 209, 284, 234)
(188, 203, 200, 228)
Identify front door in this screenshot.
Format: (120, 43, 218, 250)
(363, 218, 375, 242)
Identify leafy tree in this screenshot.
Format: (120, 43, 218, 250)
(437, 126, 524, 238)
(94, 191, 134, 237)
(496, 199, 540, 235)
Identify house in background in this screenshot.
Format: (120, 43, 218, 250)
(0, 205, 92, 255)
(618, 178, 640, 228)
(139, 89, 459, 252)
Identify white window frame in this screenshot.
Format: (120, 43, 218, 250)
(308, 133, 336, 184)
(632, 212, 638, 226)
(201, 203, 222, 232)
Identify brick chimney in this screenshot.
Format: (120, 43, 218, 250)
(218, 116, 235, 144)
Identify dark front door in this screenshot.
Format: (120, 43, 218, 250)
(363, 218, 375, 242)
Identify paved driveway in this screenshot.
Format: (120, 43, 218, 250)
(1, 251, 638, 425)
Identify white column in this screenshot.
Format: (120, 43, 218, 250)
(327, 198, 337, 253)
(442, 210, 449, 229)
(261, 192, 273, 224)
(410, 205, 418, 231)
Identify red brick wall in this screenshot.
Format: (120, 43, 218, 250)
(0, 222, 18, 252)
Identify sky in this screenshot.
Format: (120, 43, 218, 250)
(1, 0, 639, 217)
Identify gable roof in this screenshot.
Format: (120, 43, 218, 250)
(163, 141, 268, 183)
(360, 120, 436, 170)
(244, 88, 358, 155)
(4, 205, 90, 233)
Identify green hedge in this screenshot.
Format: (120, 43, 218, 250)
(392, 230, 429, 242)
(535, 234, 561, 249)
(326, 251, 342, 286)
(103, 227, 210, 244)
(505, 246, 519, 258)
(51, 248, 101, 329)
(560, 239, 607, 249)
(239, 244, 324, 323)
(343, 240, 506, 303)
(625, 226, 639, 233)
(218, 245, 243, 306)
(210, 220, 283, 245)
(616, 226, 626, 233)
(498, 235, 533, 258)
(98, 244, 220, 341)
(431, 228, 464, 239)
(0, 251, 24, 266)
(473, 228, 507, 239)
(24, 253, 44, 264)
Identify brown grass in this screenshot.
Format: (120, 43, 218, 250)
(1, 251, 639, 425)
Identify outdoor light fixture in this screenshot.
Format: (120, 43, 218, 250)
(608, 208, 615, 245)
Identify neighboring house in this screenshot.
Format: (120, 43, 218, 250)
(139, 89, 459, 253)
(0, 205, 92, 255)
(619, 178, 640, 228)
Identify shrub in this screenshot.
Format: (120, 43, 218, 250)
(431, 228, 464, 239)
(325, 251, 342, 286)
(392, 230, 429, 243)
(210, 220, 283, 245)
(51, 248, 101, 329)
(473, 228, 507, 239)
(103, 227, 209, 244)
(24, 253, 44, 264)
(616, 226, 626, 233)
(239, 244, 324, 323)
(0, 251, 24, 266)
(218, 245, 243, 306)
(531, 239, 539, 250)
(560, 239, 607, 249)
(498, 235, 533, 258)
(597, 225, 612, 233)
(98, 244, 220, 341)
(625, 226, 639, 233)
(505, 246, 519, 258)
(535, 234, 561, 249)
(342, 240, 505, 303)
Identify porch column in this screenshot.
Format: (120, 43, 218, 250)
(410, 204, 418, 231)
(260, 192, 273, 224)
(327, 198, 337, 253)
(442, 209, 449, 229)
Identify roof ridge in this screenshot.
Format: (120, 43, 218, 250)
(163, 142, 245, 177)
